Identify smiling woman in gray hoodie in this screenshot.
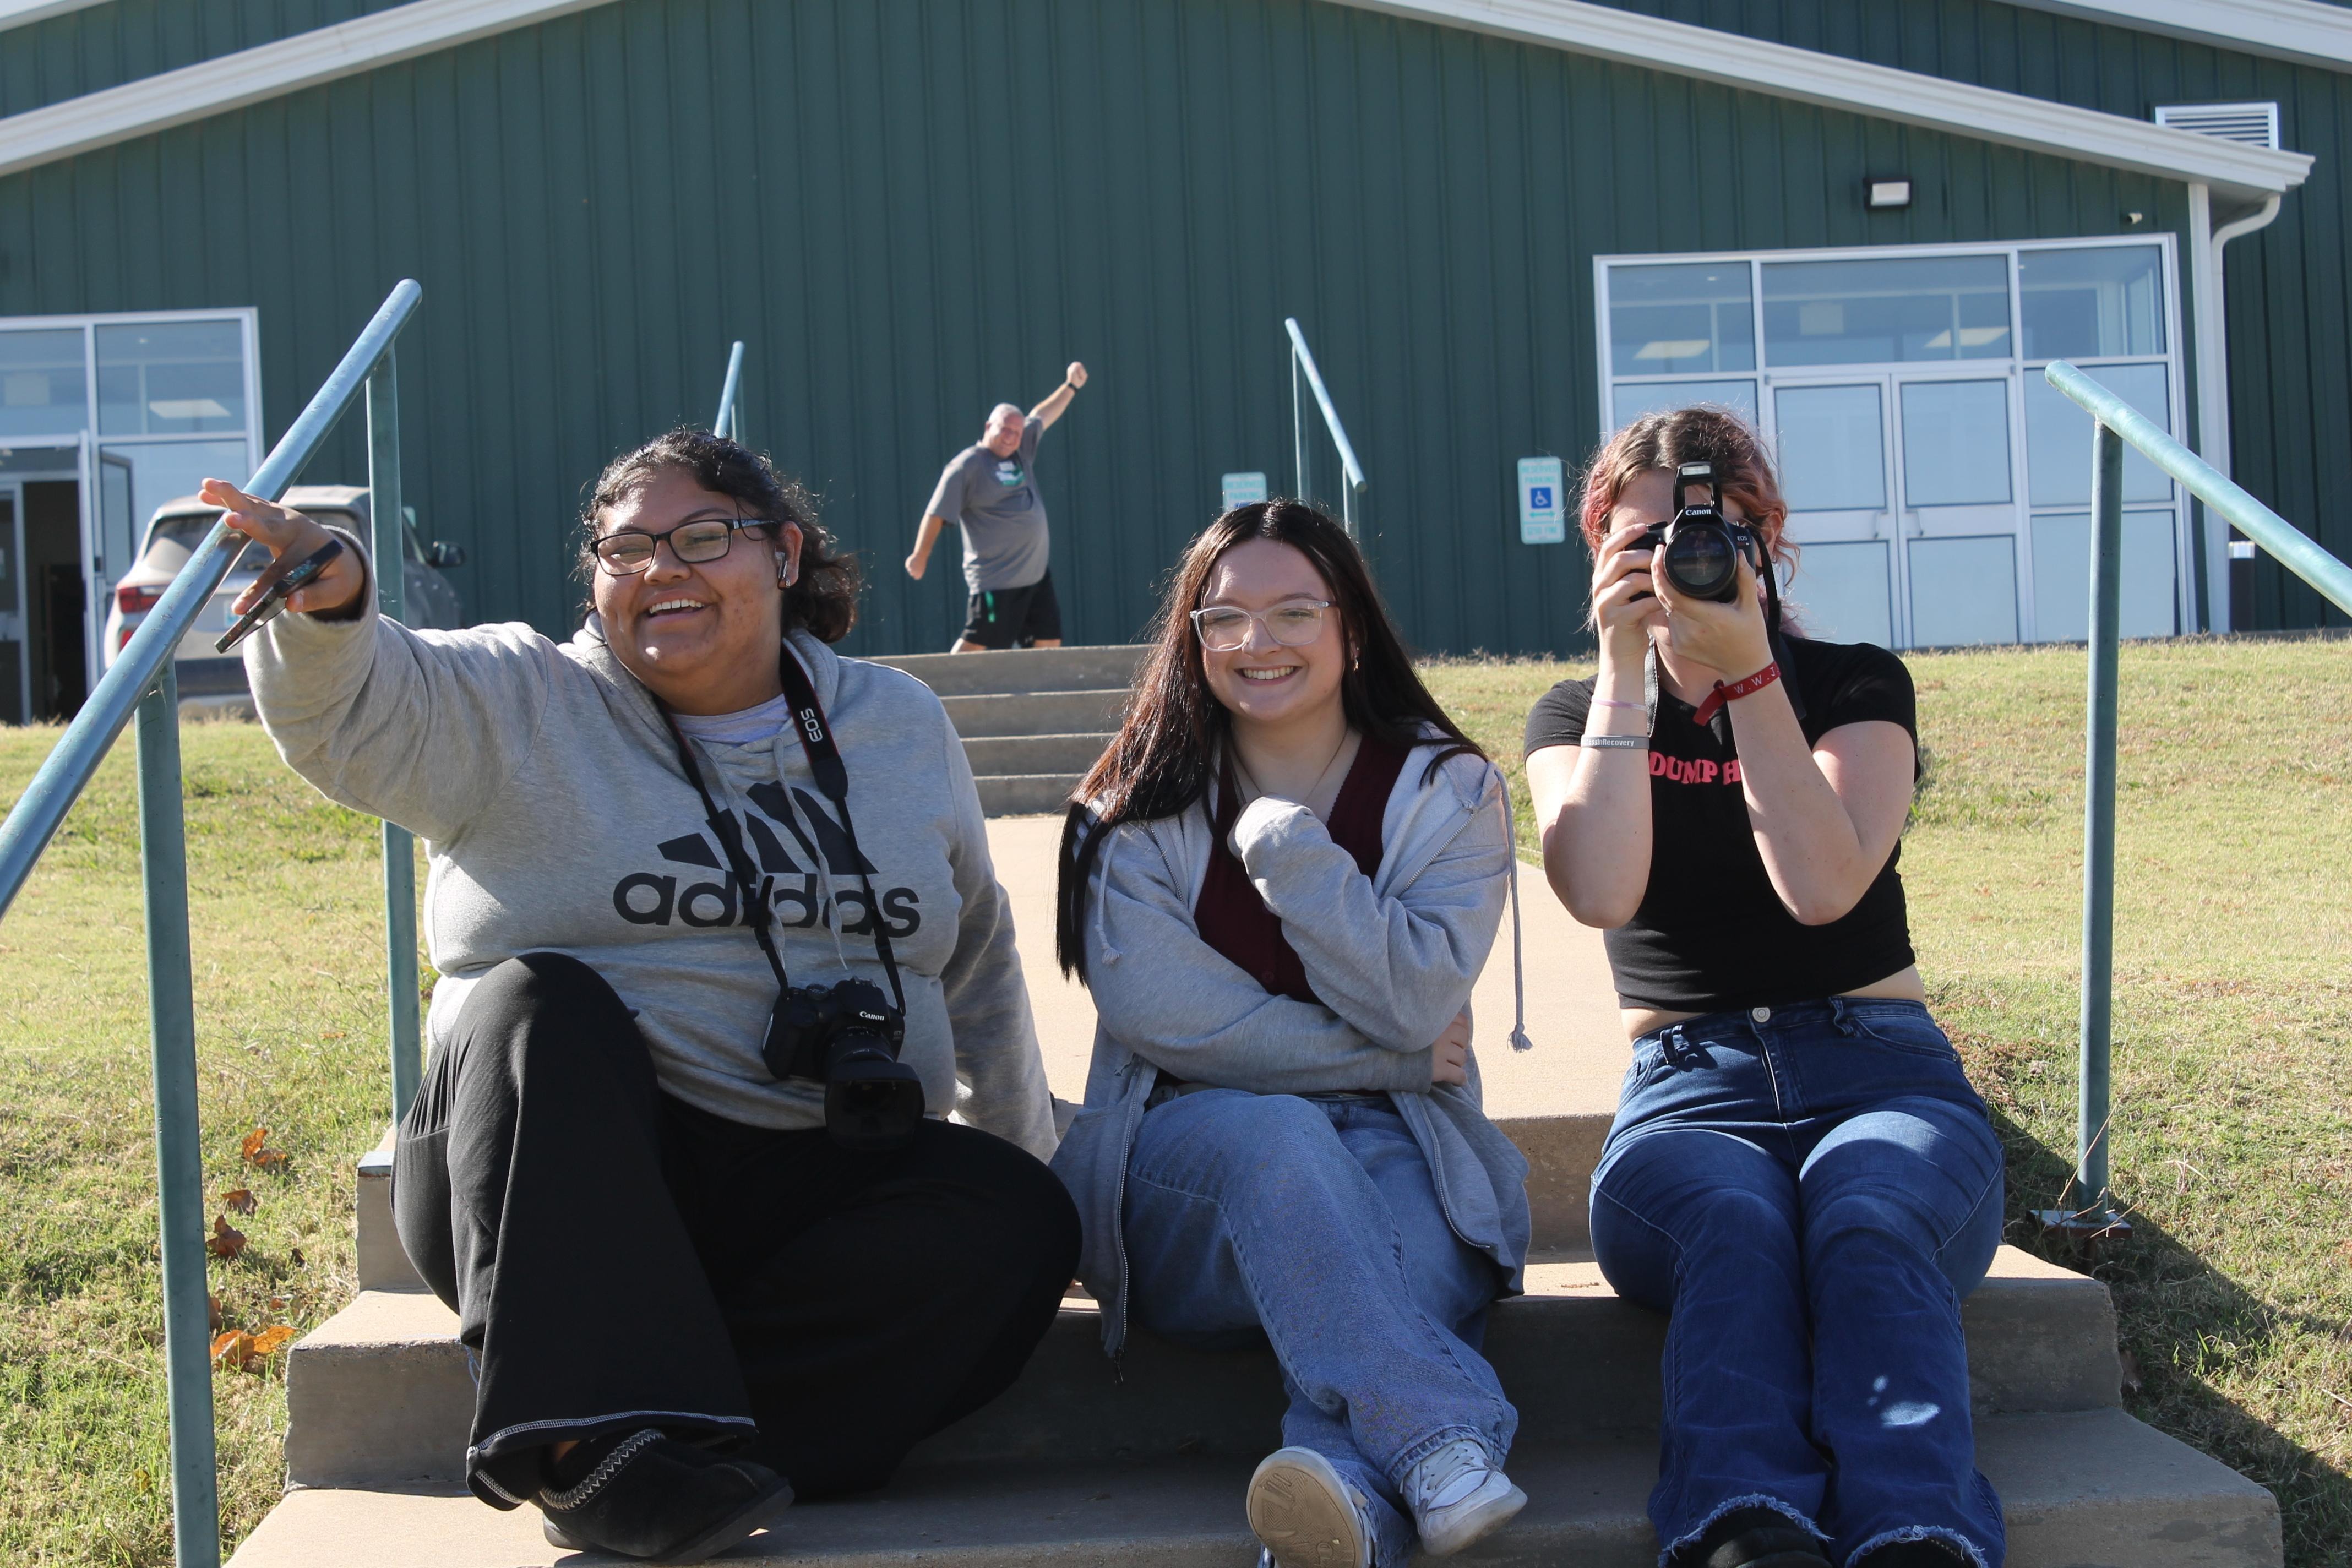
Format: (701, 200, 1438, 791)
(200, 430, 1076, 1566)
(1053, 501, 1534, 1568)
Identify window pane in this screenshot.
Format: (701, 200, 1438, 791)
(1901, 379, 2012, 507)
(2019, 245, 2164, 360)
(99, 440, 252, 582)
(1763, 255, 2011, 367)
(1774, 384, 1887, 512)
(96, 320, 246, 435)
(2023, 363, 2173, 506)
(0, 329, 88, 438)
(1787, 540, 1893, 647)
(1908, 536, 2018, 646)
(1608, 262, 1755, 376)
(2030, 510, 2178, 641)
(1611, 378, 1758, 429)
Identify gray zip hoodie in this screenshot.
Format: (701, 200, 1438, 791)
(1050, 739, 1534, 1356)
(243, 540, 1055, 1161)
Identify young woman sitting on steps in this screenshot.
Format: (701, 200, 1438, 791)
(205, 430, 1077, 1566)
(1052, 500, 1534, 1568)
(1525, 407, 2006, 1568)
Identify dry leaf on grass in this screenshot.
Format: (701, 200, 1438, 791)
(239, 1128, 289, 1169)
(208, 1216, 247, 1261)
(290, 1246, 306, 1267)
(210, 1325, 296, 1372)
(222, 1188, 256, 1216)
(320, 1031, 347, 1040)
(208, 1293, 221, 1332)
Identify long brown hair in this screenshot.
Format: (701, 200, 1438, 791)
(1577, 405, 1794, 576)
(1053, 500, 1483, 984)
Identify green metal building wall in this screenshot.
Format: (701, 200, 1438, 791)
(0, 0, 2314, 654)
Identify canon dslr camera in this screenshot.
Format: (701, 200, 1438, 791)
(1642, 461, 1760, 603)
(764, 978, 923, 1151)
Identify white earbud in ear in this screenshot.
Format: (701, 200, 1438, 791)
(775, 550, 797, 587)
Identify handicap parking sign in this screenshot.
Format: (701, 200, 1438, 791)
(1516, 458, 1565, 545)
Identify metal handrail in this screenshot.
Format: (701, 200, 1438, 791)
(1284, 318, 1368, 535)
(2040, 360, 2351, 1234)
(714, 339, 745, 441)
(0, 279, 423, 1568)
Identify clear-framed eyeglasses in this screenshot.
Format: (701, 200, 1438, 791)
(592, 515, 777, 575)
(1189, 599, 1333, 651)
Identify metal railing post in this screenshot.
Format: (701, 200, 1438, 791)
(135, 662, 221, 1568)
(1291, 347, 1309, 505)
(2073, 422, 2125, 1227)
(1282, 319, 1369, 537)
(715, 341, 745, 442)
(367, 355, 421, 1127)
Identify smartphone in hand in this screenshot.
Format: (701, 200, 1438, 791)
(215, 537, 347, 654)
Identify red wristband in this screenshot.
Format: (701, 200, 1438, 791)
(1690, 661, 1780, 725)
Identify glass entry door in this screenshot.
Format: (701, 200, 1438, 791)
(1773, 372, 2024, 649)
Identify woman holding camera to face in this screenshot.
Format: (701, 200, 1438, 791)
(1525, 408, 2005, 1568)
(1053, 501, 1534, 1568)
(204, 430, 1078, 1565)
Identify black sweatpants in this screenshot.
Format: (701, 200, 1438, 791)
(391, 952, 1081, 1509)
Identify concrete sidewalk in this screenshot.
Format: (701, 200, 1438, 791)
(983, 815, 1626, 1120)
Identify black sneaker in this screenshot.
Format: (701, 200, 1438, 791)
(1691, 1505, 1832, 1568)
(1855, 1541, 1975, 1568)
(537, 1429, 794, 1564)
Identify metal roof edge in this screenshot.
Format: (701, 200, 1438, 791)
(0, 0, 107, 36)
(0, 0, 2321, 197)
(0, 0, 616, 181)
(2000, 0, 2352, 74)
(1337, 0, 2315, 201)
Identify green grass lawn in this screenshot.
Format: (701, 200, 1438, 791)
(0, 636, 2346, 1565)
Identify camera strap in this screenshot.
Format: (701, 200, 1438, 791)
(656, 643, 908, 1019)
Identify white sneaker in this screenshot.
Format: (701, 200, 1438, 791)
(1402, 1438, 1527, 1558)
(1248, 1446, 1376, 1568)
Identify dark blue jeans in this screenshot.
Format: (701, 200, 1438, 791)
(1589, 998, 2006, 1568)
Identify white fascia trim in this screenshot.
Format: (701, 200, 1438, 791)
(0, 0, 617, 181)
(2001, 0, 2352, 73)
(0, 0, 107, 34)
(1336, 0, 2313, 202)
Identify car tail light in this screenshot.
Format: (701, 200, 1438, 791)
(116, 583, 164, 616)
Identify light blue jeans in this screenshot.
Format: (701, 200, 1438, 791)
(1123, 1089, 1515, 1564)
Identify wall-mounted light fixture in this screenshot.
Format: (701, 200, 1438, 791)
(1866, 178, 1913, 209)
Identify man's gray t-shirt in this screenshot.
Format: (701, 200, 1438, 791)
(926, 417, 1050, 592)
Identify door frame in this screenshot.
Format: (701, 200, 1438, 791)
(0, 480, 25, 723)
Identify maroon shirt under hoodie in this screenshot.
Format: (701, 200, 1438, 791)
(1194, 734, 1410, 1004)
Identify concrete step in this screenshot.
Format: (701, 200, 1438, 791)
(942, 689, 1126, 739)
(962, 731, 1113, 777)
(229, 1409, 2281, 1567)
(870, 645, 1148, 699)
(975, 772, 1085, 817)
(285, 1249, 2116, 1491)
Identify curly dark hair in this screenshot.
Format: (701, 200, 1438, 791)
(577, 427, 861, 643)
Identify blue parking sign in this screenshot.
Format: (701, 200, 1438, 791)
(1529, 486, 1553, 510)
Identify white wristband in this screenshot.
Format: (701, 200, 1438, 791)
(1579, 733, 1649, 750)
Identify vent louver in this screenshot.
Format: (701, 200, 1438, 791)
(2153, 102, 2282, 150)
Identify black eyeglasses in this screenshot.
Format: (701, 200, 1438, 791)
(593, 516, 777, 575)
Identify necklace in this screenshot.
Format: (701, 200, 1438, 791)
(1232, 727, 1357, 820)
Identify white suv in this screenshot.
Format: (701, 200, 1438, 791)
(101, 485, 466, 714)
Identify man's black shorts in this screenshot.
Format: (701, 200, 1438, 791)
(961, 569, 1062, 649)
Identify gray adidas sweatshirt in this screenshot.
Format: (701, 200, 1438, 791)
(243, 539, 1055, 1160)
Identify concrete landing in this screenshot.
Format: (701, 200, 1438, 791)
(229, 1410, 2280, 1568)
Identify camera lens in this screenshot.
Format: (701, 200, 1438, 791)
(1664, 525, 1738, 600)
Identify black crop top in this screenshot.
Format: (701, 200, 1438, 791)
(1522, 636, 1919, 1012)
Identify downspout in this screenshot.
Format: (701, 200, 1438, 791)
(2186, 182, 2285, 632)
